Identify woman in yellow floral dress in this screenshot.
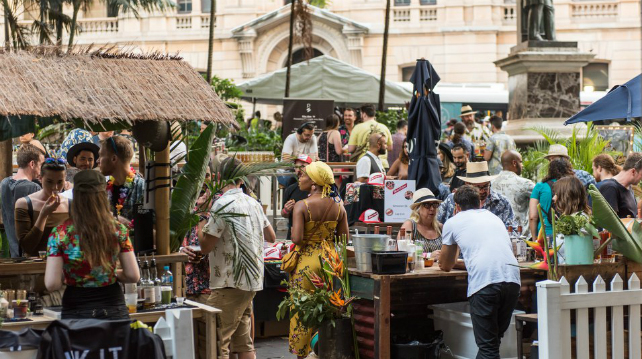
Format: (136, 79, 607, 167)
(289, 161, 349, 358)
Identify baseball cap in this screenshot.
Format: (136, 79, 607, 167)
(295, 155, 313, 164)
(367, 172, 385, 186)
(359, 209, 381, 224)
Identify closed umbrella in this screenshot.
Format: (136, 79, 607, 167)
(565, 74, 641, 125)
(407, 59, 442, 193)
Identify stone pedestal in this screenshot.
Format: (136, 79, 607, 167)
(495, 41, 595, 144)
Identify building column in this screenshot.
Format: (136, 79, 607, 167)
(343, 26, 364, 68)
(236, 31, 256, 78)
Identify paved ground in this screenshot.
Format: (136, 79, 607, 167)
(254, 337, 318, 359)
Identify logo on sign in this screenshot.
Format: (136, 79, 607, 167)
(306, 103, 312, 113)
(393, 183, 408, 195)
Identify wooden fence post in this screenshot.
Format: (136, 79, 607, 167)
(593, 275, 607, 359)
(611, 274, 624, 359)
(537, 280, 563, 359)
(628, 273, 641, 359)
(576, 276, 590, 359)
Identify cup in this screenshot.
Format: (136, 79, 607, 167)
(124, 293, 138, 313)
(16, 290, 26, 301)
(188, 245, 204, 263)
(176, 297, 185, 306)
(38, 251, 47, 260)
(124, 283, 137, 294)
(161, 286, 172, 305)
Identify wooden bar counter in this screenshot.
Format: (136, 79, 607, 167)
(348, 264, 547, 359)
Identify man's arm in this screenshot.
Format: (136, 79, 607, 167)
(483, 149, 493, 162)
(197, 225, 220, 255)
(263, 224, 276, 243)
(439, 244, 459, 272)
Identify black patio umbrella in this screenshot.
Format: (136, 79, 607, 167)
(407, 59, 442, 194)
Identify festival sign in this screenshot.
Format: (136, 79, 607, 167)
(282, 98, 334, 140)
(384, 180, 416, 223)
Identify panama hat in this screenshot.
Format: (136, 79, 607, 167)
(456, 161, 498, 184)
(544, 144, 570, 159)
(410, 188, 441, 210)
(459, 105, 477, 117)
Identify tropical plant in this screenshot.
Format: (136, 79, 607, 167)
(376, 108, 408, 135)
(521, 123, 619, 182)
(210, 75, 243, 102)
(277, 236, 356, 327)
(225, 121, 283, 156)
(169, 124, 290, 284)
(555, 212, 597, 237)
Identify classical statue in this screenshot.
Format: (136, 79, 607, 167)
(522, 0, 556, 41)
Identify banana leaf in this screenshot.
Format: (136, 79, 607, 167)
(169, 123, 215, 251)
(587, 184, 642, 263)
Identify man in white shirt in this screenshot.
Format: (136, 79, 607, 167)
(356, 133, 386, 182)
(439, 185, 521, 359)
(199, 157, 276, 359)
(281, 122, 318, 163)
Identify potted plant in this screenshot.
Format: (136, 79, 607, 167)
(555, 212, 598, 265)
(277, 236, 359, 359)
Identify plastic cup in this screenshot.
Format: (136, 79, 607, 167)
(38, 251, 47, 260)
(125, 293, 138, 313)
(161, 287, 172, 305)
(124, 283, 137, 294)
(176, 297, 185, 306)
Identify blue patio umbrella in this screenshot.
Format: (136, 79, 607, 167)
(407, 59, 442, 193)
(565, 74, 641, 125)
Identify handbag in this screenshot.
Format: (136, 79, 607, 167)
(281, 201, 336, 273)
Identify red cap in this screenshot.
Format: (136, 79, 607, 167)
(359, 209, 381, 223)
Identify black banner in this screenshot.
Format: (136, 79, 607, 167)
(282, 98, 334, 141)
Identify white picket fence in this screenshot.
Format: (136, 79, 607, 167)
(537, 274, 642, 359)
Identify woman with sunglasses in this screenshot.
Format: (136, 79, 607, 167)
(387, 139, 409, 180)
(14, 158, 69, 257)
(399, 188, 443, 260)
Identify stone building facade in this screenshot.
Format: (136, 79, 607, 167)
(2, 0, 639, 95)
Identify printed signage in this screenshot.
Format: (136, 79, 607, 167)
(384, 180, 416, 223)
(282, 98, 334, 141)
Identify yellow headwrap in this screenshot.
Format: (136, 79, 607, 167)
(305, 161, 335, 198)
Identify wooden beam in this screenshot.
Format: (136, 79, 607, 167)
(374, 275, 391, 359)
(155, 143, 171, 255)
(0, 139, 12, 180)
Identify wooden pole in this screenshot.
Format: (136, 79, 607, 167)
(155, 143, 171, 255)
(284, 0, 295, 98)
(378, 0, 391, 112)
(0, 140, 12, 180)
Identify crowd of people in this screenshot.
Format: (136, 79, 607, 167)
(2, 104, 641, 359)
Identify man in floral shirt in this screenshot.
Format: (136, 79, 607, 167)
(438, 161, 516, 229)
(199, 158, 276, 359)
(491, 151, 534, 236)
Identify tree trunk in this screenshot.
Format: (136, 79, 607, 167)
(205, 0, 216, 83)
(0, 140, 12, 182)
(378, 0, 391, 112)
(55, 18, 63, 47)
(284, 0, 296, 98)
(2, 0, 10, 51)
(68, 0, 80, 52)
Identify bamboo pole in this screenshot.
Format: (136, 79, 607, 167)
(155, 143, 170, 255)
(0, 140, 12, 180)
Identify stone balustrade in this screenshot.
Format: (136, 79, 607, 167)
(78, 18, 119, 33)
(571, 1, 619, 20)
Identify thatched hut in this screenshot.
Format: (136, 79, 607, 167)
(0, 47, 235, 254)
(0, 47, 235, 138)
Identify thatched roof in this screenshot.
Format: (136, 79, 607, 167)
(0, 47, 236, 128)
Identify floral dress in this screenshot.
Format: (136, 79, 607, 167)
(182, 213, 211, 296)
(289, 200, 341, 357)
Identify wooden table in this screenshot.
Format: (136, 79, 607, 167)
(1, 300, 221, 358)
(349, 265, 546, 359)
(0, 253, 189, 296)
(515, 313, 538, 359)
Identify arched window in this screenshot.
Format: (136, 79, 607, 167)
(286, 48, 324, 67)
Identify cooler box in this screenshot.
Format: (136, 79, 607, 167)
(429, 302, 523, 359)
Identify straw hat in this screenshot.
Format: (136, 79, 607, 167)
(544, 144, 570, 159)
(459, 105, 477, 117)
(410, 188, 441, 210)
(456, 161, 498, 184)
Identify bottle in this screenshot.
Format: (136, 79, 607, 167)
(0, 288, 8, 319)
(415, 244, 424, 270)
(137, 254, 145, 300)
(161, 266, 174, 303)
(516, 226, 527, 262)
(386, 226, 393, 236)
(142, 256, 156, 309)
(150, 255, 162, 305)
(508, 226, 517, 258)
(374, 226, 380, 234)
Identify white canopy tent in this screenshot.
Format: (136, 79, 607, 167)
(237, 56, 412, 107)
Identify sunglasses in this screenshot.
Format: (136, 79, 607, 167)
(421, 202, 440, 209)
(44, 158, 66, 165)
